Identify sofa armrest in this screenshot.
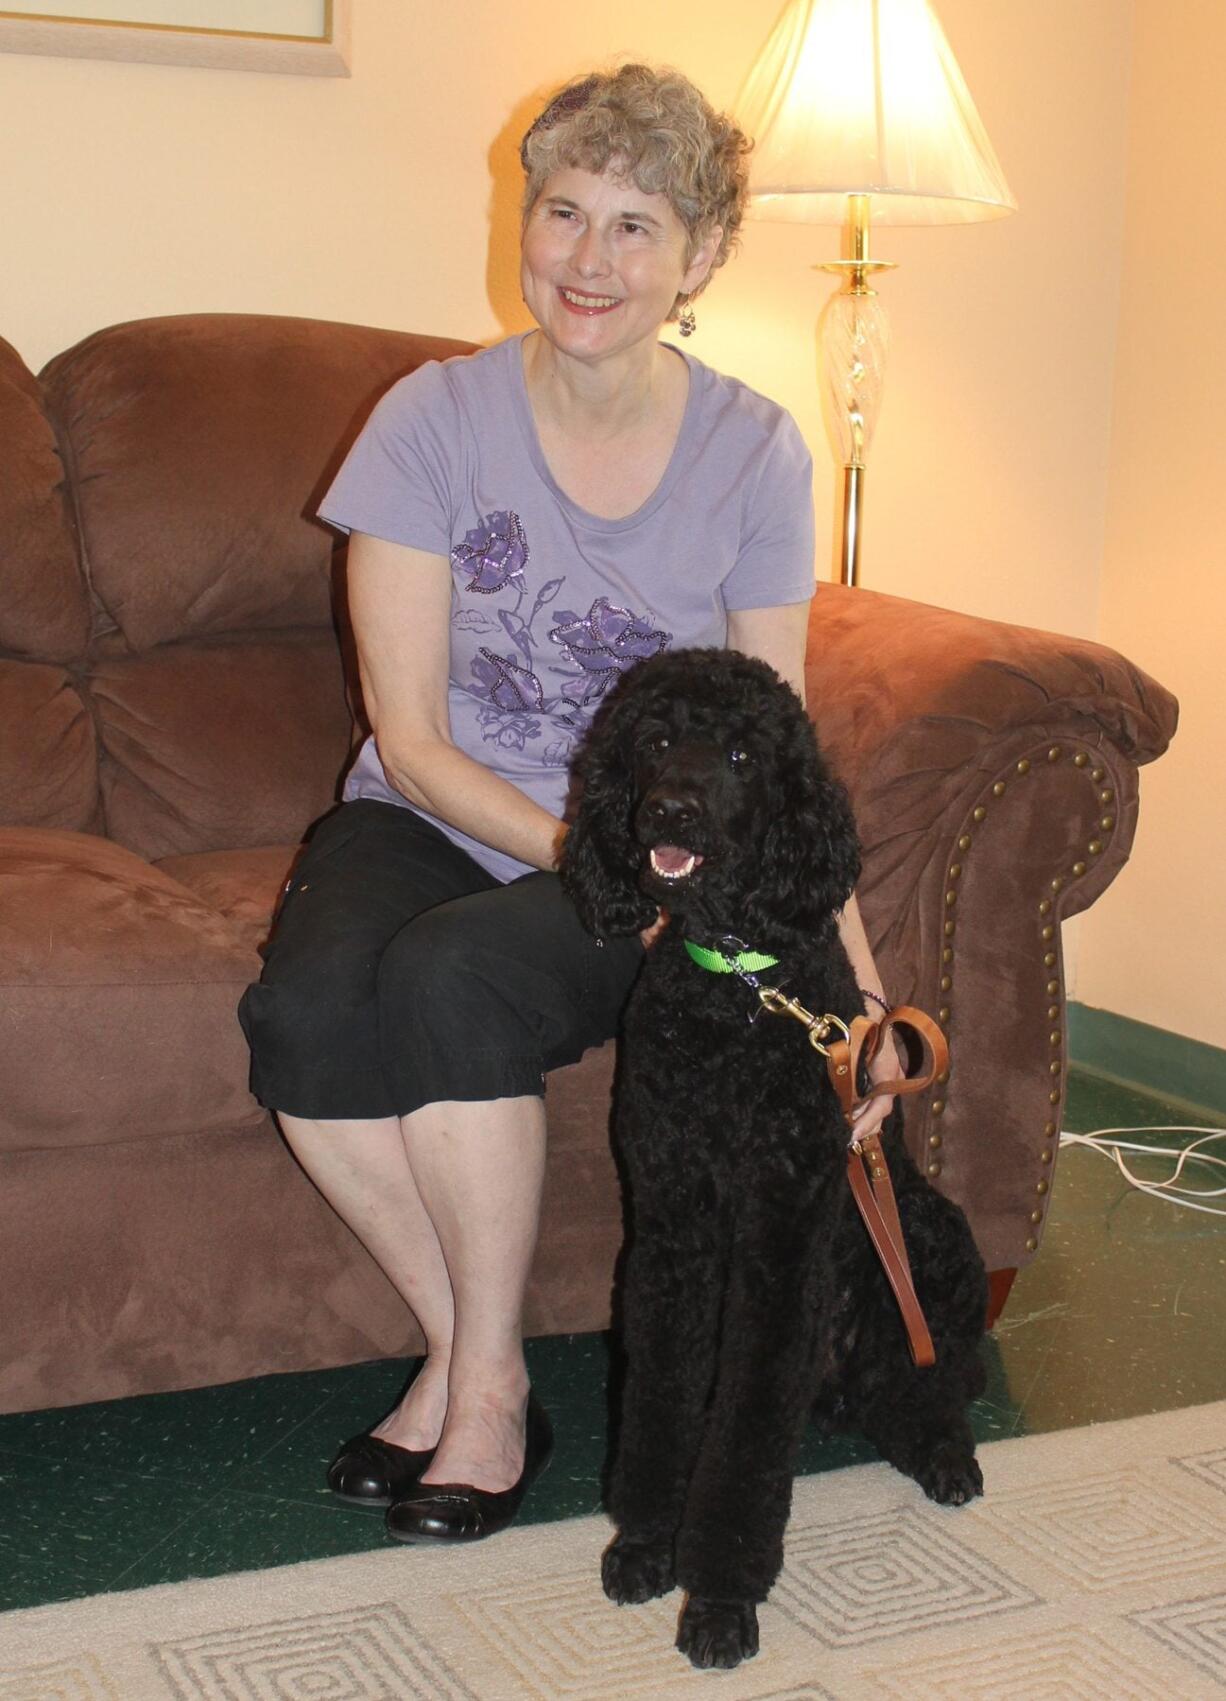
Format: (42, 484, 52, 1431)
(804, 585, 1178, 1273)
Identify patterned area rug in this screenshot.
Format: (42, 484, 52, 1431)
(2, 1401, 1224, 1700)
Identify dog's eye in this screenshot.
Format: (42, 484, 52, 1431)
(646, 733, 671, 754)
(729, 747, 753, 769)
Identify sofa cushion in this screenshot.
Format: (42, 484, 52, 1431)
(92, 635, 352, 859)
(0, 335, 89, 661)
(39, 315, 477, 652)
(0, 660, 99, 832)
(155, 845, 299, 954)
(0, 828, 263, 1154)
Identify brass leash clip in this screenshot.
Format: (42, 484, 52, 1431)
(756, 987, 850, 1057)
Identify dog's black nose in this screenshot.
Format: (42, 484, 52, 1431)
(640, 790, 701, 837)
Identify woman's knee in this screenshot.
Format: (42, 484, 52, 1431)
(378, 906, 514, 1031)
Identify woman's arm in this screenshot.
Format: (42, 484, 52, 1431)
(728, 601, 895, 1126)
(726, 604, 885, 989)
(348, 531, 567, 871)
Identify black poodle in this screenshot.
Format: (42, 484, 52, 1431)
(561, 647, 988, 1672)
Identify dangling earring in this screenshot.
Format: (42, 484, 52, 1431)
(677, 303, 697, 338)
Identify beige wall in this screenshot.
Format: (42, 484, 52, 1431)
(1075, 0, 1226, 1047)
(0, 0, 1209, 1039)
(0, 0, 1128, 638)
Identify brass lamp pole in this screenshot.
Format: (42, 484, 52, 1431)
(820, 194, 895, 586)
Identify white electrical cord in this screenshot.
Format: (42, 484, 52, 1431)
(1058, 1125, 1226, 1216)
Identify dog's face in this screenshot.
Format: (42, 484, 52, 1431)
(561, 648, 861, 950)
(628, 699, 772, 918)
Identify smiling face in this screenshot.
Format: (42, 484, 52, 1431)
(521, 167, 720, 367)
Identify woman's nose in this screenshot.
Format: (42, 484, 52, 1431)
(573, 227, 611, 278)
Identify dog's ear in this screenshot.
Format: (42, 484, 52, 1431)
(740, 707, 861, 945)
(561, 690, 660, 939)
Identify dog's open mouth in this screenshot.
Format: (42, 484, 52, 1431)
(649, 844, 705, 882)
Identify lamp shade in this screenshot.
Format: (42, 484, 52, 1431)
(737, 0, 1016, 225)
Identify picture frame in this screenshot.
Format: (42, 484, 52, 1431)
(0, 1, 350, 76)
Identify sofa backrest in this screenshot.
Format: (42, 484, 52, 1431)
(0, 314, 477, 857)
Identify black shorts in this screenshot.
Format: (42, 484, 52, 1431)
(237, 800, 643, 1120)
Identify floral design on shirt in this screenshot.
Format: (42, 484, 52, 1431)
(450, 510, 528, 594)
(549, 597, 670, 706)
(451, 510, 671, 763)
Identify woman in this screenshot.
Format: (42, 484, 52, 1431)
(239, 64, 896, 1545)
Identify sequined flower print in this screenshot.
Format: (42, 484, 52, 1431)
(472, 648, 546, 714)
(550, 597, 671, 705)
(451, 510, 528, 594)
(475, 707, 541, 751)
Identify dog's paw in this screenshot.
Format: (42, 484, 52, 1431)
(602, 1532, 676, 1605)
(676, 1596, 759, 1670)
(915, 1445, 984, 1506)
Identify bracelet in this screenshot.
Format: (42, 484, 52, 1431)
(861, 988, 890, 1013)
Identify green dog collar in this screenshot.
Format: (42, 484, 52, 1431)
(684, 939, 781, 975)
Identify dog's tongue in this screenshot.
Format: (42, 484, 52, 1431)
(652, 844, 703, 875)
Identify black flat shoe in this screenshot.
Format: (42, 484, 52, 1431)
(384, 1393, 553, 1543)
(326, 1432, 437, 1508)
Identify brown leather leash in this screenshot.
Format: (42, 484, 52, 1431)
(756, 991, 949, 1369)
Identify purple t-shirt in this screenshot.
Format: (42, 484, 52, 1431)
(319, 333, 815, 883)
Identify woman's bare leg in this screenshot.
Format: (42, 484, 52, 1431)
(403, 1095, 547, 1493)
(277, 1113, 453, 1450)
(279, 1098, 548, 1490)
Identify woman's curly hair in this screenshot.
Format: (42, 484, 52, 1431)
(520, 64, 752, 318)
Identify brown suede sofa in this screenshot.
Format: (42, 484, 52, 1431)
(0, 312, 1178, 1415)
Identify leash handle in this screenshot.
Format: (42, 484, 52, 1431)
(826, 1005, 949, 1127)
(829, 1006, 949, 1370)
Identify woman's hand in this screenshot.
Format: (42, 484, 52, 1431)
(851, 1039, 899, 1139)
(639, 909, 667, 950)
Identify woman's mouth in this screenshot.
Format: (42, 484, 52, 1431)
(559, 287, 622, 316)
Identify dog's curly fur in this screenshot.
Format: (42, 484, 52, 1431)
(561, 648, 988, 1671)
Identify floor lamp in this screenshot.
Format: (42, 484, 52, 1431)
(736, 0, 1016, 585)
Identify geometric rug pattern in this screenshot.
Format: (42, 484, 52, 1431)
(1, 1399, 1223, 1700)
